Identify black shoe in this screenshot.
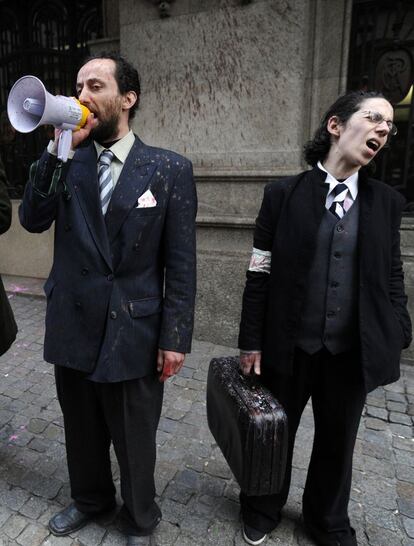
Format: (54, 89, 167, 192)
(48, 503, 94, 536)
(242, 522, 268, 545)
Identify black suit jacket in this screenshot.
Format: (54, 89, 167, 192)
(0, 159, 17, 356)
(239, 166, 412, 393)
(19, 136, 197, 381)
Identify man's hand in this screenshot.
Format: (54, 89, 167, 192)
(157, 349, 185, 382)
(239, 351, 261, 376)
(54, 113, 97, 150)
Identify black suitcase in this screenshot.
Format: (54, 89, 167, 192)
(207, 356, 288, 496)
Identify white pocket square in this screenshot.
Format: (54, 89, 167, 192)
(137, 189, 157, 208)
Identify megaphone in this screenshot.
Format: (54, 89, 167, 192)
(7, 75, 90, 162)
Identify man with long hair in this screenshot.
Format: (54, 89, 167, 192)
(238, 91, 411, 546)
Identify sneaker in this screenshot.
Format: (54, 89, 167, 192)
(242, 522, 268, 545)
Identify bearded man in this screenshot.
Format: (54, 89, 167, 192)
(19, 53, 197, 546)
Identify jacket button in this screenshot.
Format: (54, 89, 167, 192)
(334, 251, 341, 259)
(133, 243, 140, 251)
(331, 281, 339, 288)
(336, 225, 344, 232)
(75, 301, 82, 309)
(63, 192, 72, 201)
(107, 274, 114, 281)
(81, 268, 89, 275)
(64, 224, 72, 231)
(110, 310, 117, 319)
(326, 311, 335, 318)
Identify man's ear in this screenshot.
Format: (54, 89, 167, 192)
(326, 115, 342, 137)
(122, 91, 138, 112)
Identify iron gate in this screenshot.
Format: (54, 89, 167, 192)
(0, 0, 102, 198)
(348, 0, 414, 211)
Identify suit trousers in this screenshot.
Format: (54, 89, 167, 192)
(55, 366, 164, 536)
(240, 347, 366, 544)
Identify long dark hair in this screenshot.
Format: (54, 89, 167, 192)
(304, 90, 386, 166)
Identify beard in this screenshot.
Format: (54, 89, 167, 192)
(90, 112, 120, 144)
(90, 97, 123, 144)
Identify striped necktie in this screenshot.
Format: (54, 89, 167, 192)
(98, 149, 114, 215)
(329, 183, 348, 219)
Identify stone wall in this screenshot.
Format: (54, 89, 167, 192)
(0, 201, 53, 279)
(1, 0, 411, 360)
(120, 0, 355, 346)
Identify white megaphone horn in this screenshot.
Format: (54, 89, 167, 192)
(7, 75, 90, 162)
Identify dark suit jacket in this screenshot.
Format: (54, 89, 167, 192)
(239, 166, 412, 393)
(0, 158, 17, 356)
(19, 136, 197, 381)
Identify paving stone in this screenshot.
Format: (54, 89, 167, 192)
(28, 437, 49, 453)
(153, 520, 180, 545)
(396, 464, 414, 483)
(386, 392, 407, 403)
(1, 514, 28, 539)
(41, 535, 74, 546)
(71, 522, 106, 546)
(205, 520, 236, 544)
(173, 532, 206, 545)
(28, 418, 49, 434)
(185, 496, 216, 518)
(365, 417, 388, 431)
(19, 495, 49, 519)
(354, 455, 395, 478)
(365, 505, 401, 531)
(100, 529, 126, 546)
(0, 506, 12, 528)
(403, 517, 414, 539)
(164, 481, 194, 504)
(214, 497, 239, 521)
(366, 406, 388, 420)
(160, 498, 187, 524)
(43, 424, 64, 443)
(0, 295, 413, 545)
(0, 487, 30, 511)
(16, 522, 49, 545)
(385, 382, 405, 394)
(393, 436, 414, 452)
(398, 498, 414, 518)
(20, 472, 62, 500)
(395, 449, 414, 467)
(390, 412, 413, 426)
(179, 513, 209, 537)
(388, 401, 408, 413)
(390, 423, 413, 437)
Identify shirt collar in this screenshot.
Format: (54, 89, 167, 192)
(317, 161, 358, 201)
(94, 130, 135, 164)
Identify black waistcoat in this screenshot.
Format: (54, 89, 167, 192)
(296, 198, 360, 355)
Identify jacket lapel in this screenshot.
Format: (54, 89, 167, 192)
(358, 170, 374, 254)
(70, 143, 112, 270)
(297, 167, 329, 263)
(104, 137, 158, 243)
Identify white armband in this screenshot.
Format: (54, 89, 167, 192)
(248, 247, 271, 274)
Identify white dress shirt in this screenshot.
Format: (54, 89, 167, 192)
(317, 161, 359, 213)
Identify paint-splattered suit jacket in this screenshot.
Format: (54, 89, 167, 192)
(19, 136, 197, 381)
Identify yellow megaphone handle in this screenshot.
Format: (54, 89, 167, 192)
(73, 98, 90, 130)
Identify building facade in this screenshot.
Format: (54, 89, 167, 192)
(0, 0, 413, 360)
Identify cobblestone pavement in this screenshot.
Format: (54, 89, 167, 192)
(0, 294, 412, 546)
